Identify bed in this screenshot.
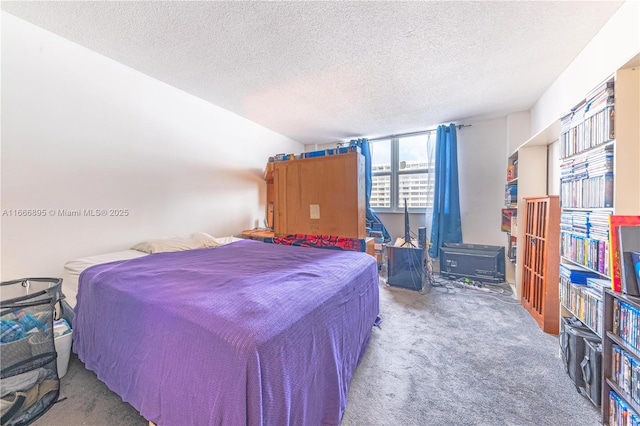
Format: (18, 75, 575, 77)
(72, 239, 379, 425)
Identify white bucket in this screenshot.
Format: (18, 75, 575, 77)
(54, 331, 72, 378)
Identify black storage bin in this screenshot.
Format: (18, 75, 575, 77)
(559, 316, 600, 390)
(559, 316, 586, 378)
(1, 278, 64, 426)
(386, 245, 425, 291)
(580, 339, 602, 406)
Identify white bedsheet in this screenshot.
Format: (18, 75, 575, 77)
(62, 236, 243, 308)
(63, 250, 148, 307)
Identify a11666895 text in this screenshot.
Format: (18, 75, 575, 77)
(1, 208, 129, 217)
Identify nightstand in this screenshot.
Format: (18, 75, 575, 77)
(241, 229, 275, 241)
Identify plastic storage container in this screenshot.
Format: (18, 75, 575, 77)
(53, 319, 72, 378)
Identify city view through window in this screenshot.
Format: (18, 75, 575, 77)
(370, 135, 434, 210)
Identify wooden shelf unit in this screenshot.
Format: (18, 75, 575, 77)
(559, 67, 639, 318)
(521, 195, 560, 334)
(558, 73, 612, 335)
(549, 62, 640, 422)
(507, 120, 559, 299)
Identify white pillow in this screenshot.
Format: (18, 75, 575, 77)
(131, 234, 216, 254)
(190, 232, 222, 248)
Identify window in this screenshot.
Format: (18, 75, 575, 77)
(370, 134, 434, 212)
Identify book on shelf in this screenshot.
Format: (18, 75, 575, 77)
(559, 77, 615, 159)
(609, 216, 640, 293)
(612, 298, 640, 352)
(633, 251, 640, 294)
(611, 344, 640, 404)
(560, 172, 613, 208)
(560, 274, 603, 335)
(501, 208, 516, 232)
(560, 262, 601, 284)
(508, 235, 517, 260)
(586, 277, 610, 293)
(504, 184, 517, 206)
(618, 225, 640, 297)
(609, 389, 640, 426)
(560, 231, 610, 275)
(585, 77, 615, 106)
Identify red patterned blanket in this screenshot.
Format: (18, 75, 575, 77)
(269, 234, 366, 252)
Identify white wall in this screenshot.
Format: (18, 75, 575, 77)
(547, 141, 561, 196)
(531, 0, 640, 134)
(0, 13, 303, 280)
(457, 118, 508, 247)
(506, 111, 530, 155)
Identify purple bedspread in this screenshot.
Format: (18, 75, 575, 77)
(73, 239, 379, 425)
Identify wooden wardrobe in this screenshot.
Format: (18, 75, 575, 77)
(266, 152, 366, 239)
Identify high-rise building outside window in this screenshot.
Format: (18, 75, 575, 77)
(370, 134, 434, 212)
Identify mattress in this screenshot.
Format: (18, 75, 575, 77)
(62, 250, 148, 307)
(62, 236, 243, 308)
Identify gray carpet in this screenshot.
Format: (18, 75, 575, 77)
(35, 278, 600, 426)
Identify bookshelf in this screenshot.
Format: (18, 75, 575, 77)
(559, 65, 640, 324)
(602, 289, 640, 424)
(557, 63, 640, 420)
(505, 152, 518, 208)
(600, 64, 640, 425)
(503, 153, 518, 273)
(558, 74, 615, 340)
(502, 209, 517, 263)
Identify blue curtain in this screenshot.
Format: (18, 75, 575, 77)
(349, 138, 391, 241)
(428, 124, 462, 258)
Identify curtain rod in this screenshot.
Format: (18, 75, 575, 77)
(367, 124, 472, 142)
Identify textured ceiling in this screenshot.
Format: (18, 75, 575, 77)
(1, 1, 625, 144)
